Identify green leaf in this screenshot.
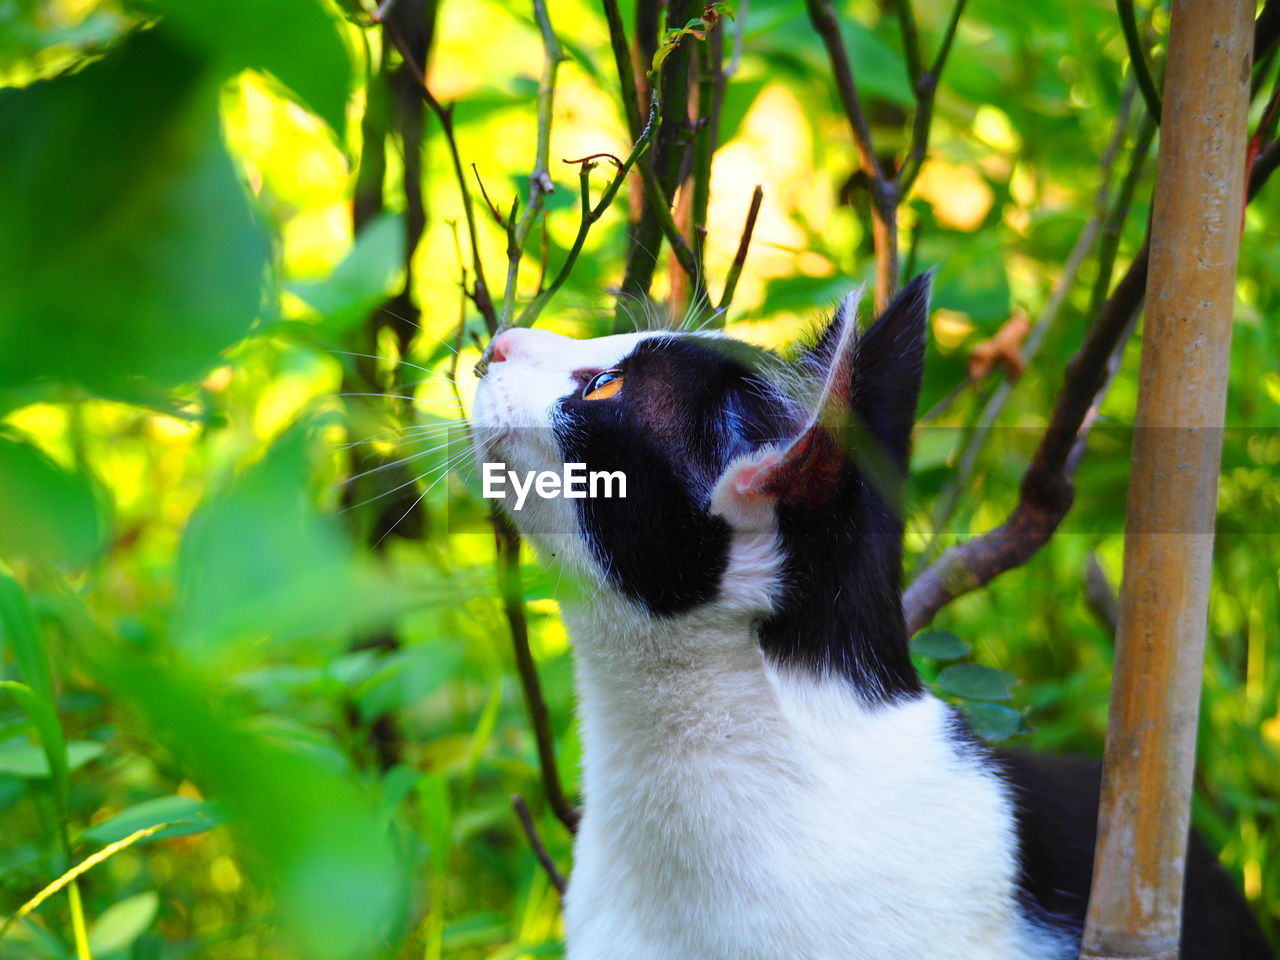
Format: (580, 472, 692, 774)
(80, 795, 225, 846)
(0, 573, 55, 708)
(0, 682, 70, 805)
(0, 738, 102, 779)
(0, 576, 71, 806)
(172, 426, 400, 665)
(909, 629, 971, 662)
(87, 891, 159, 955)
(962, 703, 1025, 741)
(289, 214, 406, 337)
(0, 434, 105, 566)
(151, 0, 352, 136)
(0, 28, 270, 401)
(758, 273, 855, 316)
(937, 663, 1018, 701)
(417, 771, 451, 874)
(94, 658, 410, 960)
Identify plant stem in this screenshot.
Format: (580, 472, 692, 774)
(714, 184, 764, 321)
(1117, 0, 1163, 124)
(499, 0, 568, 328)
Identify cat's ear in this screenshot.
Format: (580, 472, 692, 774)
(712, 275, 931, 521)
(847, 270, 931, 469)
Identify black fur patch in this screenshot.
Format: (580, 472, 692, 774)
(554, 335, 794, 617)
(758, 276, 931, 701)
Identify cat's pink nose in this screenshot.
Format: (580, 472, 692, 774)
(490, 330, 518, 364)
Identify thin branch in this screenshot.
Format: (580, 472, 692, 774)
(904, 252, 1149, 633)
(915, 84, 1139, 569)
(895, 0, 924, 88)
(499, 0, 570, 328)
(1116, 0, 1162, 124)
(715, 184, 764, 319)
(896, 0, 969, 195)
(471, 97, 659, 377)
(495, 519, 580, 834)
(905, 134, 1280, 631)
(619, 0, 700, 311)
(513, 794, 567, 894)
(804, 0, 885, 185)
(601, 0, 643, 141)
(637, 153, 700, 284)
(471, 164, 509, 229)
(381, 17, 498, 331)
(806, 0, 898, 308)
(1087, 113, 1157, 319)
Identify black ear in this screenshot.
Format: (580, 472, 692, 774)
(850, 272, 931, 470)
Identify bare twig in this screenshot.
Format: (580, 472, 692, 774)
(905, 119, 1280, 631)
(381, 17, 498, 332)
(620, 0, 701, 314)
(638, 154, 701, 284)
(715, 184, 764, 319)
(904, 252, 1150, 633)
(807, 0, 966, 310)
(1117, 0, 1163, 124)
(896, 0, 968, 196)
(496, 520, 580, 834)
(915, 84, 1139, 568)
(472, 164, 509, 229)
(804, 0, 896, 308)
(513, 794, 567, 894)
(601, 0, 644, 141)
(498, 0, 569, 329)
(1087, 113, 1157, 319)
(471, 96, 659, 377)
(804, 0, 885, 185)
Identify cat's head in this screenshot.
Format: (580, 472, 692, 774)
(471, 274, 930, 659)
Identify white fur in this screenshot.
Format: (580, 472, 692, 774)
(561, 592, 1074, 960)
(473, 328, 1076, 960)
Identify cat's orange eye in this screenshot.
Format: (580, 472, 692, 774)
(583, 370, 624, 401)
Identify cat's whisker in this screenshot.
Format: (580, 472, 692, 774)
(336, 439, 462, 487)
(338, 392, 466, 411)
(340, 447, 471, 514)
(370, 450, 468, 549)
(329, 349, 439, 376)
(329, 418, 465, 449)
(377, 306, 464, 358)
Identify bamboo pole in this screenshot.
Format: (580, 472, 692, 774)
(1079, 3, 1253, 959)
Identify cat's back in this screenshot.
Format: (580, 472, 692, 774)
(993, 747, 1273, 959)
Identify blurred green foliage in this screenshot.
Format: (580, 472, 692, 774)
(0, 0, 1277, 958)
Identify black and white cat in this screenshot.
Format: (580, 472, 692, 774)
(471, 275, 1270, 960)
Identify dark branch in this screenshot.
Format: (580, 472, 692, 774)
(897, 0, 968, 194)
(513, 794, 567, 894)
(381, 17, 498, 332)
(496, 519, 580, 834)
(1116, 0, 1162, 124)
(715, 184, 764, 319)
(905, 140, 1280, 633)
(619, 0, 701, 314)
(904, 252, 1149, 633)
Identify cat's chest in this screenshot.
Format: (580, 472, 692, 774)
(564, 664, 1069, 960)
